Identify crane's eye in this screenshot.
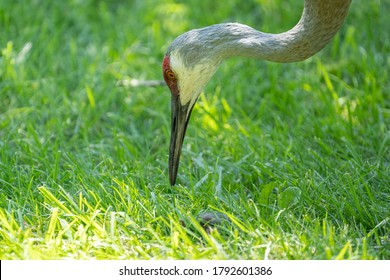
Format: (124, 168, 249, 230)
(165, 70, 176, 80)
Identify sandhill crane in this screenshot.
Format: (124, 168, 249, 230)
(163, 0, 352, 185)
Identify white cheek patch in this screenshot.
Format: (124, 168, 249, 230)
(170, 51, 219, 106)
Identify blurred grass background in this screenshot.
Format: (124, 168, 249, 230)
(0, 0, 389, 259)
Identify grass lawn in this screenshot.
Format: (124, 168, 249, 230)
(0, 0, 389, 259)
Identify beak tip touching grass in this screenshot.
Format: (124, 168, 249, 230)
(168, 151, 179, 185)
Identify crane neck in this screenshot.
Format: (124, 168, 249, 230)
(221, 0, 352, 63)
(170, 0, 351, 66)
(219, 0, 351, 62)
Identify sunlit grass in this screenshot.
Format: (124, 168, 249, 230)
(0, 0, 389, 259)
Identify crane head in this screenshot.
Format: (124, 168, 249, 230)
(163, 37, 221, 185)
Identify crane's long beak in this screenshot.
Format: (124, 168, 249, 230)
(169, 95, 195, 185)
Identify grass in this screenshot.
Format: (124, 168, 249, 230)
(0, 0, 389, 259)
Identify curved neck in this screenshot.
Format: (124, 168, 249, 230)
(206, 0, 351, 63)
